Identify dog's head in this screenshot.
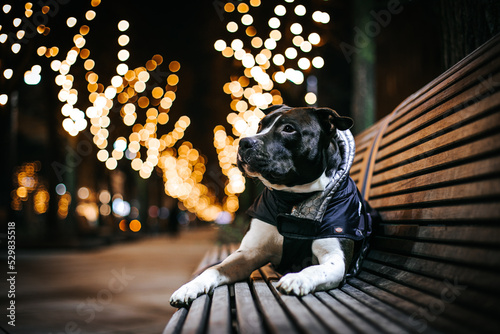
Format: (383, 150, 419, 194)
(237, 105, 353, 192)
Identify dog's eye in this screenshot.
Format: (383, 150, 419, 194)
(257, 122, 262, 132)
(282, 125, 295, 133)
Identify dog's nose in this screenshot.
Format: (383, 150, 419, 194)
(239, 137, 258, 150)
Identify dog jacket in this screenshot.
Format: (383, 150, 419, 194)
(246, 130, 374, 276)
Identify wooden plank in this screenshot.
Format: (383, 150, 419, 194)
(377, 224, 500, 244)
(301, 294, 357, 334)
(252, 280, 299, 334)
(357, 271, 498, 333)
(369, 155, 500, 198)
(369, 178, 500, 209)
(207, 286, 231, 334)
(163, 308, 188, 334)
(361, 259, 500, 315)
(370, 130, 500, 186)
(315, 291, 385, 333)
(380, 70, 500, 153)
(374, 110, 500, 175)
(180, 294, 210, 334)
(234, 282, 266, 334)
(269, 281, 330, 334)
(260, 263, 281, 281)
(371, 236, 500, 267)
(379, 202, 500, 221)
(348, 276, 468, 334)
(328, 288, 411, 334)
(340, 284, 442, 334)
(367, 250, 500, 295)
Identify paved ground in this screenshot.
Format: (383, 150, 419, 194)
(0, 227, 218, 334)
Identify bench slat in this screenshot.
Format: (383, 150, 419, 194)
(163, 308, 189, 334)
(379, 203, 500, 221)
(301, 294, 357, 334)
(329, 288, 411, 334)
(269, 282, 331, 334)
(207, 286, 231, 334)
(371, 132, 500, 192)
(381, 61, 500, 151)
(374, 108, 500, 175)
(234, 282, 266, 334)
(361, 258, 500, 317)
(315, 291, 385, 333)
(369, 179, 500, 209)
(372, 236, 500, 267)
(252, 280, 300, 334)
(377, 224, 500, 244)
(340, 284, 441, 334)
(355, 272, 478, 334)
(378, 77, 500, 163)
(369, 156, 500, 199)
(180, 294, 211, 334)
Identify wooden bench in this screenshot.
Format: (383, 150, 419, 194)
(164, 34, 500, 334)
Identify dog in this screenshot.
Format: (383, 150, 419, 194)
(170, 105, 372, 307)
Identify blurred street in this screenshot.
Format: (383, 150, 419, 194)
(0, 227, 217, 334)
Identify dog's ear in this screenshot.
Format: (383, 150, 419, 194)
(261, 104, 291, 115)
(315, 108, 353, 134)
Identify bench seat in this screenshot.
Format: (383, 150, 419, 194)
(164, 33, 500, 334)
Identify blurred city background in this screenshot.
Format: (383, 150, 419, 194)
(0, 0, 498, 332)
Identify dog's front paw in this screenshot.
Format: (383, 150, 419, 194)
(276, 273, 315, 296)
(170, 281, 207, 307)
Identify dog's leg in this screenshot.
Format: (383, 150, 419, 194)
(276, 238, 353, 295)
(170, 219, 282, 307)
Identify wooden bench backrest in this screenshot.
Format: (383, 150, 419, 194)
(350, 33, 500, 329)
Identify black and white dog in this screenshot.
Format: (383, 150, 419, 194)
(170, 105, 372, 307)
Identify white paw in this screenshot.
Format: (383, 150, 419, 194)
(276, 273, 315, 296)
(169, 281, 207, 307)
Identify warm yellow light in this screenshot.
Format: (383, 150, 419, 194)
(226, 21, 238, 33)
(274, 5, 286, 16)
(169, 61, 181, 72)
(312, 56, 325, 68)
(3, 69, 13, 79)
(86, 10, 96, 20)
(84, 59, 95, 71)
(67, 17, 77, 28)
(241, 14, 253, 26)
(0, 94, 8, 105)
(285, 47, 298, 59)
(105, 158, 117, 170)
(290, 23, 303, 35)
(305, 92, 317, 105)
(118, 20, 129, 32)
(118, 49, 130, 61)
(237, 3, 249, 13)
(308, 33, 321, 45)
(118, 34, 129, 46)
(214, 39, 226, 52)
(167, 74, 179, 86)
(268, 17, 280, 29)
(12, 43, 21, 54)
(129, 220, 141, 232)
(294, 5, 306, 16)
(251, 37, 263, 48)
(298, 57, 310, 70)
(270, 30, 282, 41)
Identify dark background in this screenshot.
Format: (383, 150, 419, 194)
(0, 0, 499, 246)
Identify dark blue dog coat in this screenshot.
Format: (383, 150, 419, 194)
(246, 129, 373, 276)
